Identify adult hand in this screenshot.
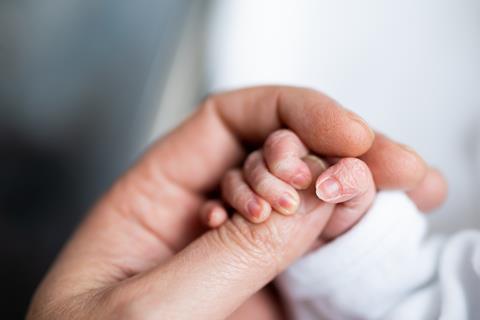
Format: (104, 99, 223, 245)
(27, 86, 446, 320)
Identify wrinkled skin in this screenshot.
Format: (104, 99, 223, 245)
(27, 86, 447, 320)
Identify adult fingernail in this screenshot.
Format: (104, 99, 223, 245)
(316, 177, 341, 201)
(278, 193, 299, 215)
(399, 143, 418, 155)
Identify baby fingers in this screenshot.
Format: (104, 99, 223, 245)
(315, 158, 376, 240)
(221, 169, 272, 223)
(198, 200, 228, 228)
(244, 151, 301, 216)
(263, 129, 312, 189)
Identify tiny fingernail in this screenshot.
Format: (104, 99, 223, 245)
(278, 193, 299, 214)
(316, 177, 341, 201)
(247, 200, 263, 218)
(292, 173, 308, 189)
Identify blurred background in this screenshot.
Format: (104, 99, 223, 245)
(1, 0, 479, 317)
(0, 1, 201, 317)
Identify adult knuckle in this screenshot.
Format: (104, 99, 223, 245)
(217, 216, 284, 271)
(103, 284, 157, 320)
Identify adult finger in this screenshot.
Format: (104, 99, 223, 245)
(359, 133, 427, 190)
(143, 86, 374, 195)
(105, 153, 334, 320)
(407, 167, 448, 212)
(359, 133, 447, 210)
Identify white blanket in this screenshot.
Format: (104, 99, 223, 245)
(276, 192, 480, 319)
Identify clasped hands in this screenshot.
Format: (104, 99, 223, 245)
(28, 86, 447, 320)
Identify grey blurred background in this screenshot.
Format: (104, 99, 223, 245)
(2, 1, 480, 318)
(0, 1, 207, 317)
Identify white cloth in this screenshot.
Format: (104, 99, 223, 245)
(276, 192, 480, 319)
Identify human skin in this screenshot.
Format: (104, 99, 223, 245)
(27, 86, 447, 320)
(200, 129, 376, 242)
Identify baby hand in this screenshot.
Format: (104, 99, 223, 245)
(200, 129, 376, 241)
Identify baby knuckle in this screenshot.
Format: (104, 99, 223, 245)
(264, 129, 294, 152)
(244, 151, 262, 172)
(223, 169, 239, 186)
(255, 176, 272, 193)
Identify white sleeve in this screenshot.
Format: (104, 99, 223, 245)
(275, 192, 480, 320)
